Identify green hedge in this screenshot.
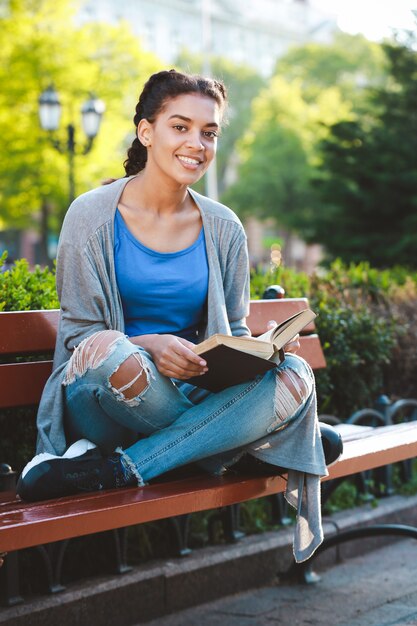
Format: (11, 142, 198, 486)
(251, 259, 417, 418)
(0, 251, 59, 311)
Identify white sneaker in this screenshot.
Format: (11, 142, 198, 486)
(21, 439, 97, 479)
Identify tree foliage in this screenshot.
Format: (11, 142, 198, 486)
(312, 39, 417, 267)
(275, 31, 386, 104)
(0, 0, 161, 244)
(222, 72, 351, 235)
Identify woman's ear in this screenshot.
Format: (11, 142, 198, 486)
(137, 119, 152, 148)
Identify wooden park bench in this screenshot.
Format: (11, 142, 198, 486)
(1, 298, 417, 604)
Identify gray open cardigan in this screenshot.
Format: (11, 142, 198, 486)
(35, 176, 327, 562)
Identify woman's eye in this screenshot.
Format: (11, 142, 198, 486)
(203, 131, 218, 139)
(173, 125, 187, 132)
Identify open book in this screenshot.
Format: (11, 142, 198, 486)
(186, 308, 316, 392)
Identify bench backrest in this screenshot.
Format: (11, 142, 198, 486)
(0, 298, 325, 410)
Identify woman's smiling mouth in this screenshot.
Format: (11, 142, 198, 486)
(177, 155, 203, 169)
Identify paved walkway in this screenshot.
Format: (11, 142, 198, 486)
(145, 539, 417, 626)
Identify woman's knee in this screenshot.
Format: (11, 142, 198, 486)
(109, 352, 149, 401)
(274, 354, 313, 423)
(64, 330, 150, 401)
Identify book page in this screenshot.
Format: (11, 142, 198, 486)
(255, 309, 316, 350)
(194, 333, 273, 358)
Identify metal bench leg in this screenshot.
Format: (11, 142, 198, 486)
(167, 514, 192, 557)
(0, 551, 24, 606)
(267, 493, 292, 526)
(208, 505, 245, 544)
(35, 540, 69, 593)
(286, 524, 417, 585)
(111, 527, 133, 573)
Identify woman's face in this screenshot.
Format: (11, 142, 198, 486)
(138, 93, 221, 187)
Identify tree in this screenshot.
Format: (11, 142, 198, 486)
(0, 0, 161, 262)
(275, 31, 386, 104)
(222, 75, 351, 236)
(311, 39, 417, 267)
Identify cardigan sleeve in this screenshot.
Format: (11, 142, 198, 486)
(53, 200, 123, 359)
(223, 226, 251, 337)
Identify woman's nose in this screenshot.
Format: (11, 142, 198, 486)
(185, 131, 204, 150)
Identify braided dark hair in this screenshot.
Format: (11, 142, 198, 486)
(124, 69, 227, 176)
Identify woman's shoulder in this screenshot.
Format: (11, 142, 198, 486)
(61, 178, 128, 236)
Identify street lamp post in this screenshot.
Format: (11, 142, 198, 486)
(38, 85, 105, 204)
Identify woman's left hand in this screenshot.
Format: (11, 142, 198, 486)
(267, 320, 300, 354)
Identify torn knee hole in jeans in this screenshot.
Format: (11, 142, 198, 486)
(63, 330, 125, 386)
(268, 368, 312, 433)
(109, 352, 151, 407)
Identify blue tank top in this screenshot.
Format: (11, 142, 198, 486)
(114, 209, 209, 342)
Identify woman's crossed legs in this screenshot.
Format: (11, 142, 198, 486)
(17, 330, 314, 501)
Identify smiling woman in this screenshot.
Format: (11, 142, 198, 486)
(17, 69, 331, 564)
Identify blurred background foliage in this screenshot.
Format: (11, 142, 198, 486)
(223, 33, 417, 268)
(0, 0, 162, 237)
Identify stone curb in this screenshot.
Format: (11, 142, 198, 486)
(1, 494, 417, 626)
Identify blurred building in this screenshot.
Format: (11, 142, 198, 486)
(78, 0, 336, 77)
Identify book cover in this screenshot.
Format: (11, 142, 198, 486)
(186, 308, 316, 392)
(186, 344, 279, 392)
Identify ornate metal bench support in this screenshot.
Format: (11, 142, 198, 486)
(0, 551, 23, 607)
(35, 540, 69, 593)
(111, 527, 133, 573)
(167, 514, 192, 556)
(286, 524, 417, 584)
(208, 505, 245, 544)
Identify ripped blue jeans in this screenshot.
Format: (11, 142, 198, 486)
(63, 331, 314, 486)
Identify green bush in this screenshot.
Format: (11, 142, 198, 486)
(0, 251, 58, 473)
(313, 303, 396, 417)
(251, 259, 417, 418)
(0, 251, 59, 311)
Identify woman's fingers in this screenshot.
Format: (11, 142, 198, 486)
(284, 334, 300, 354)
(155, 336, 208, 378)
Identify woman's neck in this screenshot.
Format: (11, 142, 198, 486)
(127, 170, 190, 216)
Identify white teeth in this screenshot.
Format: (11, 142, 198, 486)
(177, 156, 200, 165)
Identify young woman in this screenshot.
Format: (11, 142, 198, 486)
(17, 70, 336, 562)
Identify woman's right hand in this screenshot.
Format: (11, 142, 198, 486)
(138, 334, 208, 380)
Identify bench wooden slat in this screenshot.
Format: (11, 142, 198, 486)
(0, 334, 325, 410)
(0, 301, 315, 356)
(1, 423, 416, 553)
(0, 362, 53, 408)
(326, 422, 417, 480)
(0, 335, 326, 408)
(247, 298, 315, 336)
(296, 335, 326, 369)
(0, 474, 287, 552)
(0, 310, 59, 355)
